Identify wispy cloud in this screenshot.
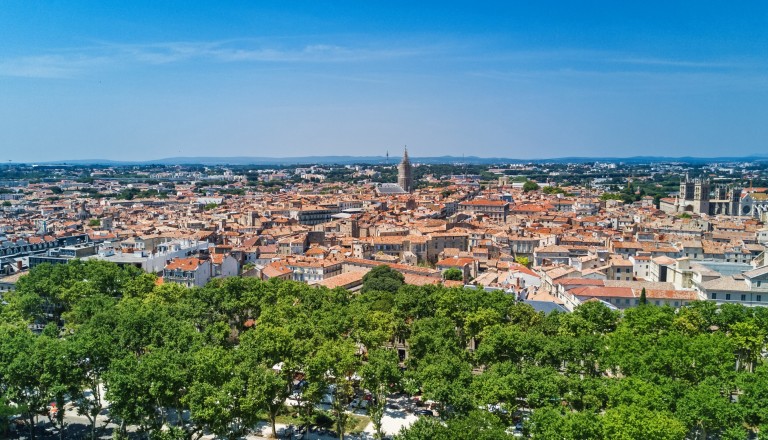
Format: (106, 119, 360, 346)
(468, 66, 768, 95)
(608, 56, 737, 69)
(125, 40, 428, 63)
(0, 39, 429, 78)
(457, 47, 757, 71)
(1, 40, 760, 81)
(0, 53, 112, 78)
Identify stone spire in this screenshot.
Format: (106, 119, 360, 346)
(397, 146, 413, 193)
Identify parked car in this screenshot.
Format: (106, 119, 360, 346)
(414, 409, 434, 416)
(349, 397, 369, 409)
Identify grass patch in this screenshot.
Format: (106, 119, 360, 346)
(347, 414, 371, 433)
(274, 413, 301, 425)
(260, 407, 370, 434)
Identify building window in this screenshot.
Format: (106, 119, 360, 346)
(674, 301, 679, 307)
(711, 293, 717, 300)
(758, 295, 762, 302)
(726, 294, 731, 301)
(655, 300, 660, 305)
(741, 294, 746, 301)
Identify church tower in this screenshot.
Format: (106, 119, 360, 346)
(397, 147, 413, 193)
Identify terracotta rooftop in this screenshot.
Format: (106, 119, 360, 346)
(165, 257, 203, 271)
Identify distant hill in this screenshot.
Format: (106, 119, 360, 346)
(32, 154, 768, 166)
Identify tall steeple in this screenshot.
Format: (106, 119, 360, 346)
(397, 146, 413, 193)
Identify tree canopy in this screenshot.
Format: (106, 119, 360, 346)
(2, 259, 768, 439)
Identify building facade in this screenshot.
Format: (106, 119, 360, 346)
(660, 176, 742, 216)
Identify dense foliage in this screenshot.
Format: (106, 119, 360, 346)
(2, 260, 768, 440)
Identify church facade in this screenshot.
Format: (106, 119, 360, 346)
(660, 177, 748, 217)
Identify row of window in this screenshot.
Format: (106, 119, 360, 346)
(606, 297, 688, 307)
(710, 292, 763, 302)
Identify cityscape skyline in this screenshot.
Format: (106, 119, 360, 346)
(2, 1, 767, 162)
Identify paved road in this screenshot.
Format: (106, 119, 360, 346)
(9, 393, 421, 440)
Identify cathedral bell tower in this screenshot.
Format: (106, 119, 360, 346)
(397, 147, 413, 193)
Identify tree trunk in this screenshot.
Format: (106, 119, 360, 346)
(270, 410, 277, 439)
(28, 413, 36, 440)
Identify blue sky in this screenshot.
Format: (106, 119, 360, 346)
(1, 1, 766, 161)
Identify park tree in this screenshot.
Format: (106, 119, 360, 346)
(469, 361, 522, 414)
(184, 345, 247, 439)
(361, 349, 402, 439)
(362, 265, 405, 294)
(407, 351, 474, 415)
(0, 323, 51, 440)
(737, 364, 768, 427)
(394, 416, 449, 439)
(106, 347, 191, 437)
(315, 339, 360, 440)
(676, 378, 740, 440)
(69, 312, 120, 440)
(407, 317, 464, 364)
(571, 301, 619, 334)
(602, 405, 686, 440)
(3, 258, 768, 438)
(241, 366, 286, 440)
(730, 320, 765, 372)
(528, 406, 566, 440)
(239, 324, 298, 438)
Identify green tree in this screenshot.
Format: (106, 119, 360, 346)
(70, 311, 120, 440)
(514, 256, 530, 267)
(600, 193, 624, 201)
(362, 265, 405, 294)
(564, 409, 604, 439)
(395, 417, 449, 439)
(523, 180, 540, 192)
(407, 351, 473, 416)
(184, 346, 246, 439)
(720, 425, 749, 440)
(602, 405, 686, 440)
(730, 320, 765, 372)
(361, 349, 402, 439)
(241, 366, 286, 440)
(676, 379, 739, 440)
(239, 324, 298, 438)
(528, 406, 565, 440)
(38, 335, 81, 440)
(315, 339, 360, 440)
(0, 323, 50, 440)
(738, 364, 768, 427)
(442, 267, 464, 281)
